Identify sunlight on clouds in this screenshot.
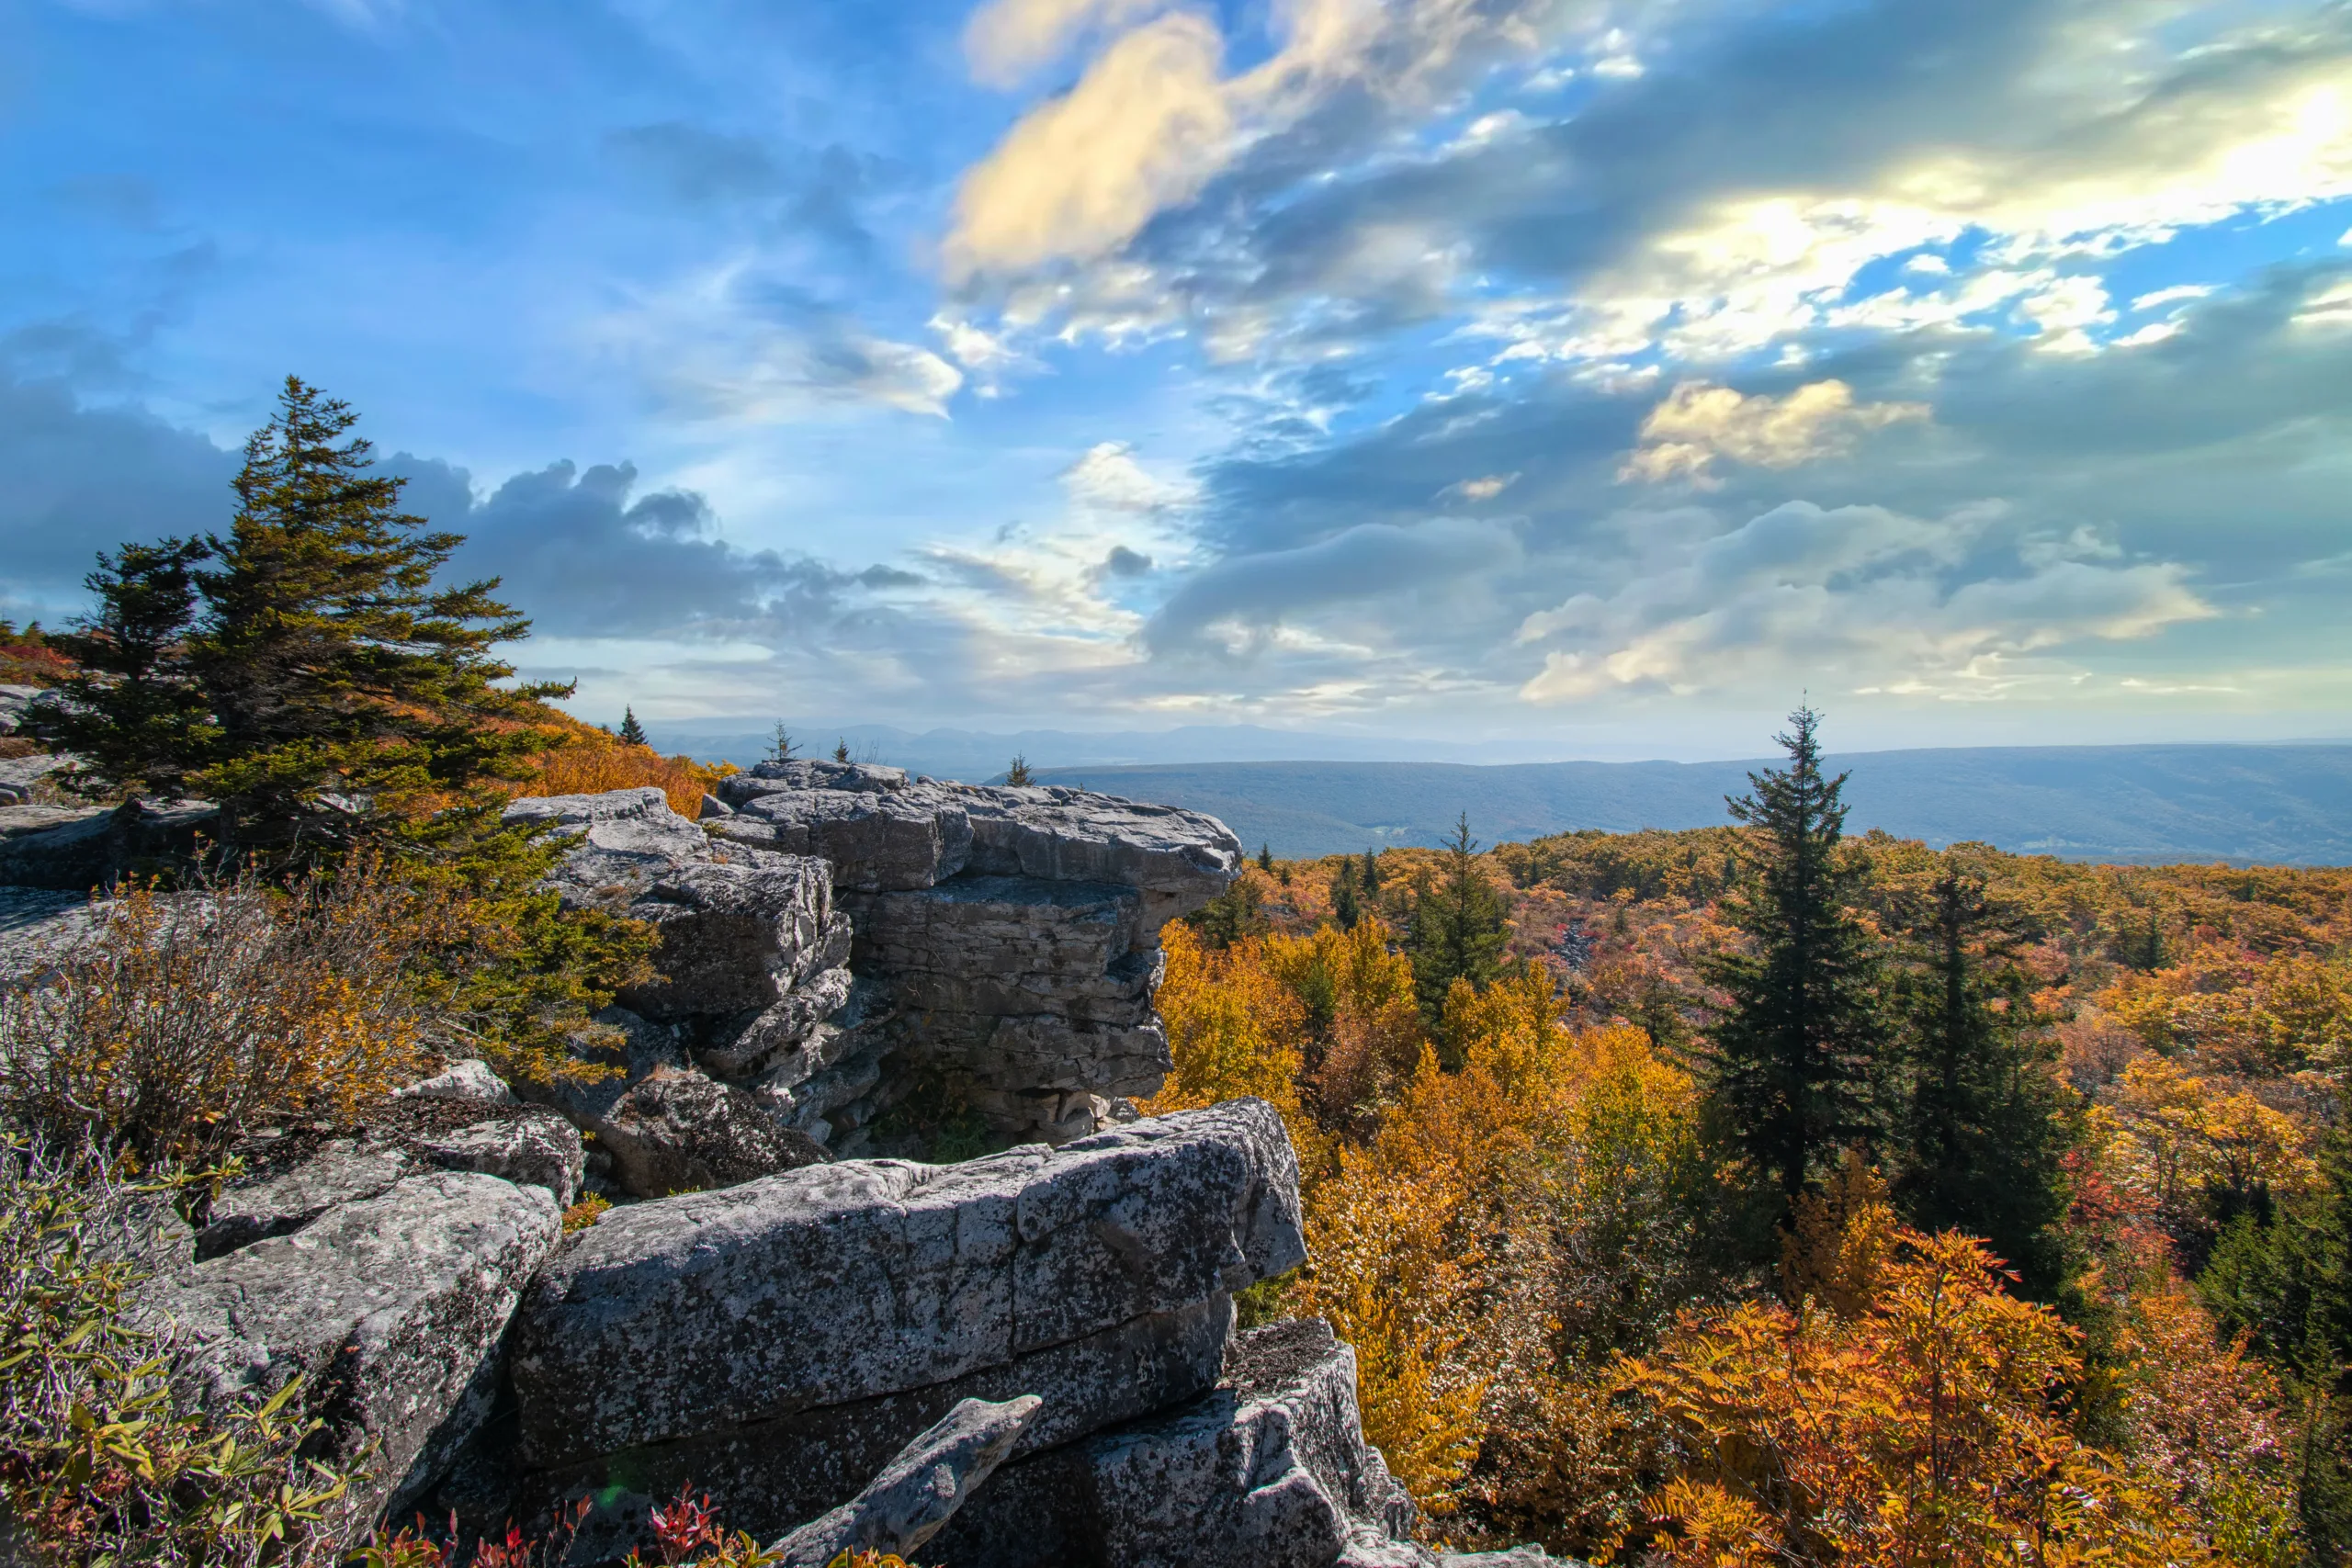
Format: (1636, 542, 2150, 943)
(948, 13, 1234, 278)
(964, 0, 1173, 86)
(1516, 502, 2217, 705)
(1621, 380, 1928, 486)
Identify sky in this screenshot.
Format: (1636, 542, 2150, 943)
(3, 0, 2349, 760)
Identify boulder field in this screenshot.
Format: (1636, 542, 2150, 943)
(3, 772, 1568, 1565)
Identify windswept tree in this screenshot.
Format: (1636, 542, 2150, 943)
(32, 377, 651, 1081)
(1701, 706, 1886, 1231)
(36, 539, 216, 800)
(1887, 857, 2082, 1296)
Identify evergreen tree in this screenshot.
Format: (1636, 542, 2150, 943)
(767, 723, 797, 763)
(2200, 1127, 2352, 1551)
(1362, 847, 1382, 893)
(181, 378, 571, 858)
(1259, 843, 1275, 874)
(1888, 859, 2081, 1296)
(1332, 862, 1363, 930)
(33, 539, 217, 799)
(833, 738, 851, 763)
(1005, 754, 1034, 785)
(616, 706, 648, 747)
(33, 378, 652, 1081)
(1408, 813, 1509, 1046)
(1701, 706, 1887, 1227)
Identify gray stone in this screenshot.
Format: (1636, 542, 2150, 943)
(531, 1293, 1234, 1564)
(197, 1140, 419, 1260)
(769, 1395, 1043, 1568)
(504, 788, 853, 1078)
(1438, 1550, 1575, 1567)
(400, 1105, 586, 1209)
(518, 1007, 687, 1128)
(0, 796, 218, 892)
(399, 1059, 520, 1106)
(139, 1170, 561, 1529)
(697, 792, 733, 818)
(925, 1318, 1423, 1568)
(0, 886, 99, 986)
(593, 1066, 829, 1199)
(510, 1098, 1304, 1468)
(0, 683, 42, 734)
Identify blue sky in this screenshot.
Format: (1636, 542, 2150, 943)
(4, 0, 2349, 759)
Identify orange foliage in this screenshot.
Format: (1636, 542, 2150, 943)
(1623, 1222, 2206, 1568)
(501, 709, 734, 818)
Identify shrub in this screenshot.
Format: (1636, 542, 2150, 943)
(0, 865, 430, 1167)
(0, 1136, 358, 1567)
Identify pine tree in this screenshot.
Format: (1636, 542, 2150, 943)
(1362, 848, 1382, 893)
(1888, 860, 2081, 1296)
(33, 539, 217, 799)
(833, 738, 851, 763)
(1005, 754, 1034, 785)
(1332, 863, 1363, 930)
(616, 706, 648, 747)
(184, 377, 571, 858)
(1408, 814, 1509, 1048)
(1701, 705, 1887, 1228)
(767, 723, 797, 764)
(1259, 843, 1275, 874)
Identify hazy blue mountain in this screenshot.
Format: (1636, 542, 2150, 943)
(1028, 746, 2352, 865)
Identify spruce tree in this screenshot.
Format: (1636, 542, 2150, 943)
(1258, 843, 1274, 874)
(1701, 706, 1886, 1226)
(1332, 862, 1363, 930)
(33, 539, 217, 799)
(185, 377, 571, 858)
(1005, 754, 1034, 785)
(833, 738, 852, 763)
(616, 706, 648, 747)
(1362, 847, 1382, 893)
(1889, 860, 2081, 1295)
(1408, 813, 1509, 1044)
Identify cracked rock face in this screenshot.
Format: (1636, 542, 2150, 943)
(707, 761, 1241, 1146)
(508, 1098, 1304, 1474)
(140, 1169, 562, 1532)
(922, 1318, 1428, 1568)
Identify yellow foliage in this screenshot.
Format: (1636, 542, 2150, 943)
(506, 713, 735, 818)
(1778, 1150, 1896, 1316)
(1143, 923, 1309, 1125)
(0, 866, 432, 1165)
(2100, 942, 2352, 1076)
(2098, 1056, 2317, 1218)
(1623, 1220, 2206, 1568)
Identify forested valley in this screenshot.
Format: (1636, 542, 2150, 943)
(1159, 711, 2352, 1564)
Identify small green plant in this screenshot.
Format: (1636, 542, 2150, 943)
(1002, 754, 1033, 786)
(0, 1136, 361, 1567)
(560, 1194, 611, 1233)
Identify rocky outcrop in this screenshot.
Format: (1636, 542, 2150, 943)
(0, 795, 218, 889)
(0, 683, 40, 735)
(510, 771, 1237, 1157)
(139, 1169, 562, 1530)
(705, 760, 1241, 1147)
(922, 1318, 1421, 1568)
(490, 1099, 1303, 1559)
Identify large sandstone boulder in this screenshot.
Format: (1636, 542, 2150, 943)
(0, 795, 218, 890)
(703, 761, 1240, 1147)
(512, 1097, 1301, 1463)
(496, 1100, 1302, 1558)
(922, 1318, 1426, 1568)
(503, 789, 857, 1145)
(139, 1170, 561, 1530)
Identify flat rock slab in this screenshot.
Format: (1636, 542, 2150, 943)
(511, 1098, 1305, 1467)
(922, 1318, 1422, 1568)
(532, 1295, 1235, 1565)
(141, 1170, 560, 1529)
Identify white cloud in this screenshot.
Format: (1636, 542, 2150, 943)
(1061, 441, 1196, 513)
(1621, 379, 1928, 485)
(947, 13, 1236, 279)
(963, 0, 1175, 86)
(1515, 501, 2218, 705)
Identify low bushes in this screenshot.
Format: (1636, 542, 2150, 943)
(0, 866, 430, 1167)
(0, 1137, 359, 1568)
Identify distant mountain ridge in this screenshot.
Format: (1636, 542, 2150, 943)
(1025, 745, 2352, 866)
